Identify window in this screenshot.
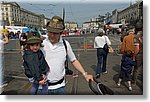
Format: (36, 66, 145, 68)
(5, 8, 8, 11)
(6, 12, 8, 16)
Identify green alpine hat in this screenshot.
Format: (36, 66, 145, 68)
(46, 16, 65, 33)
(26, 31, 42, 44)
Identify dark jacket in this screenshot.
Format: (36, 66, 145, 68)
(23, 49, 49, 82)
(121, 55, 136, 71)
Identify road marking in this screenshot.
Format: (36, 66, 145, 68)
(5, 75, 28, 80)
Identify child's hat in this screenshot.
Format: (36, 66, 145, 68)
(26, 30, 42, 44)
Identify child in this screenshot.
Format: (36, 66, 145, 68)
(23, 31, 49, 95)
(117, 51, 136, 91)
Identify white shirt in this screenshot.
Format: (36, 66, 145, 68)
(41, 36, 76, 89)
(94, 35, 111, 48)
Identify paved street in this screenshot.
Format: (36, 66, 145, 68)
(2, 34, 143, 95)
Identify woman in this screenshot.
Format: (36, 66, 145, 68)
(0, 27, 9, 94)
(94, 29, 111, 78)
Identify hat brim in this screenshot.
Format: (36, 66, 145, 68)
(46, 27, 63, 33)
(26, 39, 42, 44)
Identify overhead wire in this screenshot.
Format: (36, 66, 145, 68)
(27, 3, 57, 18)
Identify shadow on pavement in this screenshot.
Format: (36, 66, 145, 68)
(2, 90, 18, 95)
(112, 64, 120, 73)
(90, 64, 96, 72)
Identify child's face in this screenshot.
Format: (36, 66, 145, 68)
(29, 43, 40, 52)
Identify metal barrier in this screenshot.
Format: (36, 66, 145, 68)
(63, 37, 122, 56)
(4, 37, 122, 56)
(63, 37, 94, 51)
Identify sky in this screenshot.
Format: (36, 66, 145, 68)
(1, 0, 139, 26)
(1, 0, 138, 26)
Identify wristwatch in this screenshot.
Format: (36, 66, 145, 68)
(83, 72, 87, 76)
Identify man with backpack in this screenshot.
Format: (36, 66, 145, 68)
(40, 16, 93, 95)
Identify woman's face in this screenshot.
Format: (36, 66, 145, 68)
(47, 32, 61, 44)
(29, 43, 40, 52)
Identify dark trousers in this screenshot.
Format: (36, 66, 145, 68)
(132, 53, 143, 82)
(30, 83, 48, 95)
(96, 48, 108, 75)
(119, 67, 133, 81)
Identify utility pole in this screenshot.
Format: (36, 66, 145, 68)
(62, 8, 65, 21)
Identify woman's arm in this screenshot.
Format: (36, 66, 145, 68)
(3, 34, 8, 44)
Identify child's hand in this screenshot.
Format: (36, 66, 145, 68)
(42, 74, 46, 80)
(34, 80, 39, 84)
(39, 79, 46, 85)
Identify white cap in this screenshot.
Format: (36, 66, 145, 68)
(128, 29, 135, 34)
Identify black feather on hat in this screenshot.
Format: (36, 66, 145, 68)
(46, 16, 65, 33)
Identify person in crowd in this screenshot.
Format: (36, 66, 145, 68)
(94, 29, 111, 78)
(120, 26, 143, 85)
(0, 26, 9, 94)
(117, 51, 136, 91)
(117, 25, 122, 35)
(132, 31, 143, 84)
(120, 26, 129, 42)
(23, 31, 49, 95)
(0, 26, 9, 38)
(41, 16, 93, 95)
(19, 31, 28, 55)
(14, 31, 20, 39)
(8, 31, 14, 39)
(120, 28, 136, 55)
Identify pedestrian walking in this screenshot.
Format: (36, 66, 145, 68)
(23, 31, 49, 95)
(132, 31, 143, 84)
(94, 29, 111, 78)
(119, 26, 143, 85)
(0, 26, 9, 94)
(117, 51, 136, 91)
(41, 16, 93, 95)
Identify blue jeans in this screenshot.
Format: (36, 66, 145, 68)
(47, 86, 65, 95)
(30, 83, 48, 95)
(96, 48, 108, 75)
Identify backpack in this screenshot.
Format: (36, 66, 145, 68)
(103, 36, 109, 53)
(62, 39, 73, 75)
(134, 34, 143, 53)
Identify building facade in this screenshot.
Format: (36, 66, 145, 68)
(117, 1, 142, 26)
(65, 21, 78, 31)
(0, 1, 50, 29)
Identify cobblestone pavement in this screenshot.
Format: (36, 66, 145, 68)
(2, 35, 143, 95)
